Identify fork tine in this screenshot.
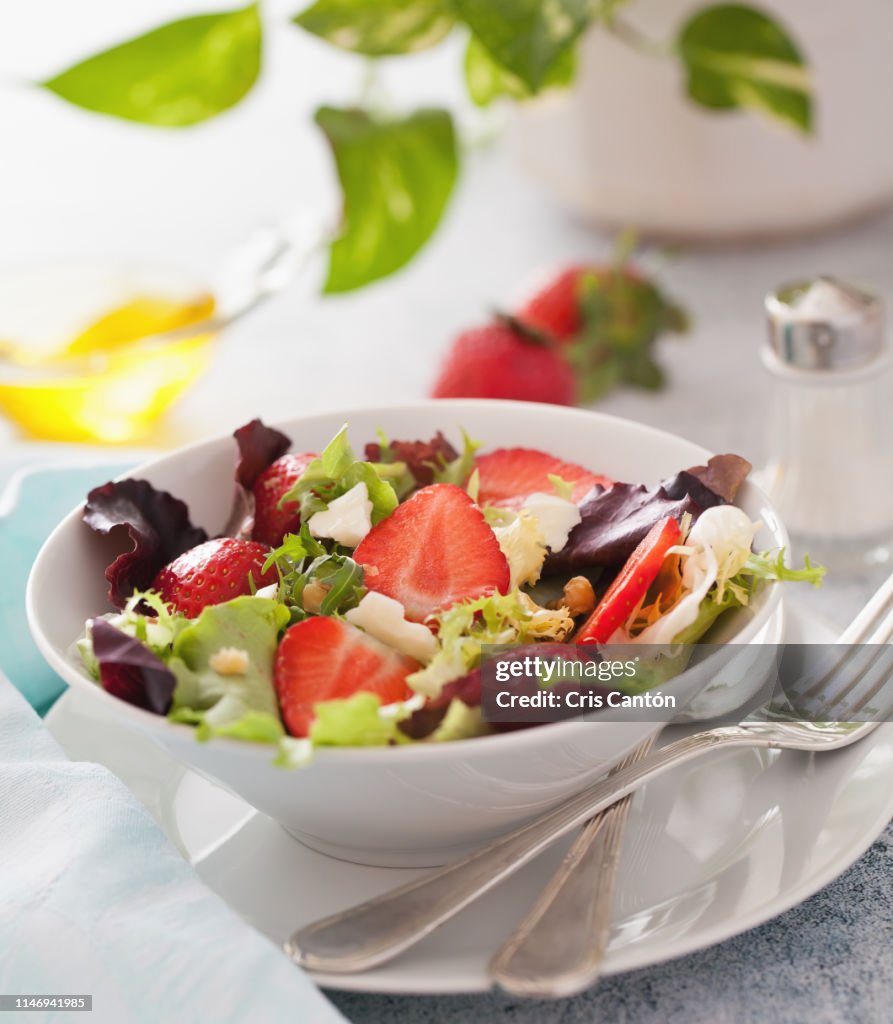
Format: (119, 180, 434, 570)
(786, 587, 893, 722)
(791, 570, 893, 706)
(843, 654, 893, 720)
(839, 570, 893, 645)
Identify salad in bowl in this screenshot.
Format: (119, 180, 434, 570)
(27, 401, 820, 863)
(72, 415, 822, 767)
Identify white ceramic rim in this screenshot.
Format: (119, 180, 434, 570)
(26, 399, 783, 765)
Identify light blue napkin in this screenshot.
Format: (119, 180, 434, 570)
(0, 463, 132, 714)
(0, 673, 347, 1024)
(0, 466, 347, 1024)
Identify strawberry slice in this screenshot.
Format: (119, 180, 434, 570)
(353, 483, 510, 622)
(475, 448, 611, 510)
(152, 537, 277, 618)
(252, 451, 317, 547)
(274, 616, 418, 738)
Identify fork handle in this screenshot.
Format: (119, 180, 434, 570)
(285, 727, 746, 974)
(489, 737, 657, 998)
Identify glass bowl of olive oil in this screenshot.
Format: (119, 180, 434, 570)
(0, 265, 217, 444)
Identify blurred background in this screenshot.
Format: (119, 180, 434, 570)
(0, 0, 891, 489)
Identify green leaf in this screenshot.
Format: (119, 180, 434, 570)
(320, 423, 354, 477)
(316, 556, 367, 615)
(42, 4, 262, 127)
(281, 424, 399, 527)
(621, 351, 665, 390)
(310, 692, 410, 747)
(464, 32, 576, 106)
(431, 429, 481, 487)
(677, 4, 813, 133)
(453, 0, 590, 92)
(740, 549, 826, 589)
(166, 597, 293, 759)
(316, 106, 458, 293)
(293, 0, 454, 56)
(426, 699, 488, 742)
(341, 462, 400, 524)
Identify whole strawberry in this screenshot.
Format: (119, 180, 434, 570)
(518, 265, 591, 343)
(152, 538, 277, 618)
(252, 451, 316, 547)
(517, 262, 688, 401)
(430, 318, 575, 406)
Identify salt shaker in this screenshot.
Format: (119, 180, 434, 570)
(762, 275, 893, 572)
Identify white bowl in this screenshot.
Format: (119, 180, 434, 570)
(27, 400, 786, 866)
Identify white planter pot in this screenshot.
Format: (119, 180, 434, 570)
(510, 0, 893, 240)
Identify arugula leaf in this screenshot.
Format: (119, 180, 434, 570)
(281, 424, 399, 524)
(316, 106, 458, 293)
(265, 522, 366, 618)
(464, 32, 576, 106)
(317, 555, 367, 615)
(294, 0, 454, 56)
(453, 0, 590, 92)
(677, 4, 813, 133)
(43, 3, 262, 127)
(263, 523, 327, 573)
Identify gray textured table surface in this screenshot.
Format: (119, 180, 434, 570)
(335, 817, 893, 1023)
(330, 819, 893, 1023)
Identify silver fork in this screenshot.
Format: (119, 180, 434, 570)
(285, 573, 893, 976)
(488, 735, 656, 998)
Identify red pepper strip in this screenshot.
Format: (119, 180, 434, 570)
(576, 516, 683, 644)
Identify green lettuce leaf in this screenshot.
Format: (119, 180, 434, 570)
(167, 597, 291, 757)
(741, 549, 825, 588)
(426, 699, 488, 742)
(310, 692, 411, 746)
(672, 547, 824, 645)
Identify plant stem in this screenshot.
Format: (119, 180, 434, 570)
(356, 58, 395, 117)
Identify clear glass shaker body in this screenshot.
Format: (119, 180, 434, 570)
(762, 354, 893, 572)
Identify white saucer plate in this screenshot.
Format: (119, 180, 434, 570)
(46, 604, 893, 995)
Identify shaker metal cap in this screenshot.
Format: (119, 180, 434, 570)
(765, 275, 883, 371)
